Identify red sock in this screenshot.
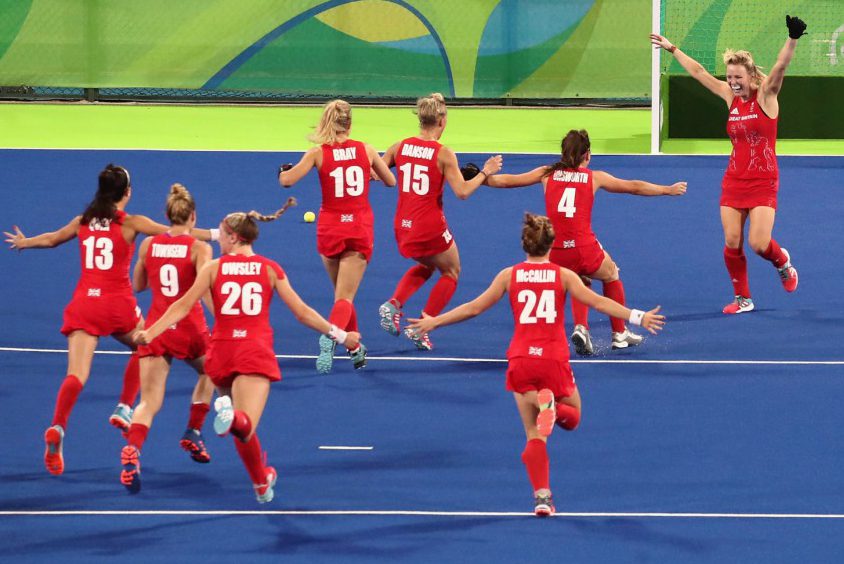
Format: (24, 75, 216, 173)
(392, 265, 434, 307)
(119, 352, 140, 406)
(423, 275, 458, 316)
(187, 402, 210, 431)
(127, 423, 149, 449)
(724, 246, 751, 297)
(603, 280, 627, 333)
(328, 299, 353, 331)
(233, 432, 267, 485)
(570, 297, 589, 328)
(521, 438, 550, 492)
(346, 304, 358, 332)
(52, 374, 83, 429)
(556, 403, 581, 430)
(230, 409, 253, 441)
(759, 239, 787, 268)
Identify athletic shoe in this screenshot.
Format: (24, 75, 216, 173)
(109, 403, 133, 433)
(722, 295, 755, 315)
(378, 300, 402, 336)
(316, 334, 336, 374)
(254, 466, 278, 504)
(44, 425, 65, 476)
(777, 248, 798, 293)
(611, 329, 644, 349)
(180, 428, 211, 463)
(536, 389, 556, 437)
(349, 343, 367, 370)
(213, 396, 234, 436)
(404, 327, 433, 351)
(534, 492, 555, 517)
(570, 324, 594, 356)
(120, 445, 141, 494)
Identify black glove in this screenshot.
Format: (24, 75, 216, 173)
(786, 15, 806, 39)
(278, 163, 293, 175)
(460, 162, 481, 181)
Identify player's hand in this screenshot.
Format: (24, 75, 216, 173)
(482, 154, 503, 177)
(278, 163, 293, 176)
(642, 306, 665, 335)
(133, 330, 152, 345)
(667, 181, 687, 196)
(786, 15, 807, 39)
(343, 331, 361, 350)
(4, 226, 26, 250)
(649, 33, 675, 52)
(460, 162, 480, 181)
(406, 312, 437, 336)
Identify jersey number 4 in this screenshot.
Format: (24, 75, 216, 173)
(329, 166, 365, 198)
(220, 281, 263, 316)
(557, 187, 577, 218)
(517, 289, 557, 324)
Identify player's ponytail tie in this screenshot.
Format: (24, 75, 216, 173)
(786, 15, 807, 39)
(248, 197, 297, 223)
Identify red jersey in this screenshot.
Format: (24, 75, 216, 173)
(143, 233, 207, 330)
(544, 167, 597, 250)
(724, 91, 778, 185)
(74, 210, 134, 297)
(506, 262, 569, 362)
(317, 139, 372, 213)
(394, 137, 448, 244)
(211, 254, 284, 344)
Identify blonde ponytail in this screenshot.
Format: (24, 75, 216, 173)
(309, 99, 352, 145)
(415, 92, 447, 128)
(166, 183, 195, 225)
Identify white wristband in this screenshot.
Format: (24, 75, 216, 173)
(629, 309, 645, 326)
(328, 324, 348, 344)
(209, 228, 220, 242)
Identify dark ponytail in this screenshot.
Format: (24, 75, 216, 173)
(81, 164, 130, 224)
(544, 129, 591, 177)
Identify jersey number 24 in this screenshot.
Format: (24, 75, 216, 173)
(517, 289, 557, 324)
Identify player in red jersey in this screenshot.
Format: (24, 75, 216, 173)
(4, 165, 216, 476)
(378, 92, 502, 350)
(280, 100, 395, 374)
(408, 213, 664, 515)
(134, 212, 360, 503)
(482, 130, 685, 355)
(651, 15, 805, 314)
(119, 184, 216, 492)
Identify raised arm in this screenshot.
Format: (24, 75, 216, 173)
(485, 166, 547, 189)
(562, 268, 664, 334)
(132, 237, 151, 292)
(273, 273, 359, 349)
(279, 148, 319, 187)
(5, 217, 81, 250)
(407, 268, 510, 335)
(441, 148, 502, 200)
(593, 170, 687, 196)
(366, 144, 397, 186)
(761, 17, 804, 101)
(650, 33, 732, 104)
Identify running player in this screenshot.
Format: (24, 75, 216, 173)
(4, 165, 216, 476)
(407, 213, 664, 515)
(651, 15, 804, 313)
(134, 212, 360, 503)
(378, 92, 502, 350)
(280, 99, 395, 373)
(482, 130, 685, 354)
(120, 183, 216, 492)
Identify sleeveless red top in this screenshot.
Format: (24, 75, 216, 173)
(394, 137, 446, 235)
(211, 254, 284, 343)
(74, 209, 134, 296)
(318, 139, 372, 213)
(544, 167, 597, 249)
(507, 262, 569, 362)
(724, 90, 779, 187)
(144, 233, 206, 326)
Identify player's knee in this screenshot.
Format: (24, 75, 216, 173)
(748, 236, 770, 255)
(558, 410, 580, 431)
(724, 234, 742, 249)
(441, 266, 460, 280)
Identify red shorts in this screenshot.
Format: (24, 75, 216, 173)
(137, 321, 210, 361)
(720, 177, 778, 209)
(204, 338, 281, 388)
(396, 226, 454, 259)
(505, 357, 576, 398)
(61, 292, 141, 337)
(550, 241, 605, 277)
(317, 209, 374, 262)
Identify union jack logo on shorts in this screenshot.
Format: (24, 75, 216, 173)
(401, 219, 413, 229)
(341, 214, 354, 223)
(563, 240, 575, 249)
(529, 346, 544, 356)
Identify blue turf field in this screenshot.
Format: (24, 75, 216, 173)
(1, 149, 843, 562)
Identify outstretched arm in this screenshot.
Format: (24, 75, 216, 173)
(273, 273, 359, 349)
(407, 268, 510, 335)
(279, 148, 319, 187)
(442, 149, 503, 200)
(593, 170, 687, 196)
(132, 237, 151, 292)
(485, 166, 547, 189)
(562, 269, 665, 334)
(650, 33, 732, 104)
(5, 217, 81, 250)
(763, 17, 804, 98)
